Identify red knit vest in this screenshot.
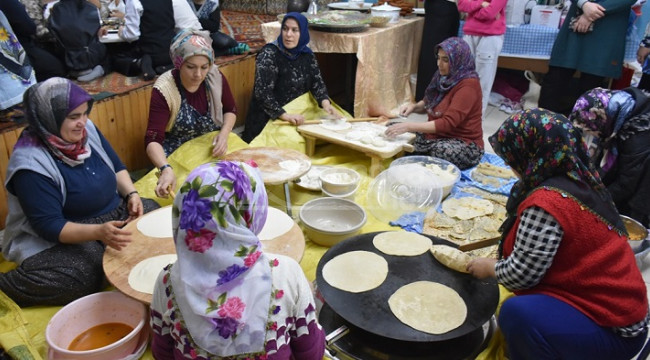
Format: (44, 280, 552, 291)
(502, 188, 648, 327)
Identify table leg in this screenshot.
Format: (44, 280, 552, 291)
(303, 135, 316, 156)
(284, 182, 292, 218)
(369, 156, 383, 177)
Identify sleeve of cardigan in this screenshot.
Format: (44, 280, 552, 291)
(308, 54, 329, 105)
(433, 81, 480, 134)
(288, 261, 326, 360)
(471, 0, 507, 21)
(144, 88, 172, 147)
(253, 47, 286, 119)
(150, 271, 177, 360)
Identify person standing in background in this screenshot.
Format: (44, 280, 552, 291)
(538, 0, 635, 115)
(458, 0, 506, 118)
(415, 0, 460, 101)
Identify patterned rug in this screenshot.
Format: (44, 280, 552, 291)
(220, 10, 276, 51)
(76, 11, 276, 100)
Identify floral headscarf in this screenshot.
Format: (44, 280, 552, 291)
(423, 37, 478, 114)
(489, 109, 616, 253)
(273, 12, 313, 61)
(22, 77, 93, 166)
(170, 29, 215, 69)
(569, 88, 650, 172)
(170, 161, 271, 356)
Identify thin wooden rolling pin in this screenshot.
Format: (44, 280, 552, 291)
(274, 117, 379, 125)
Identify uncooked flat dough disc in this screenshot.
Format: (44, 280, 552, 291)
(388, 281, 467, 334)
(373, 231, 432, 256)
(136, 207, 173, 238)
(257, 207, 294, 241)
(128, 254, 177, 294)
(322, 250, 388, 293)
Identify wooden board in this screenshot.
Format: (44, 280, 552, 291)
(103, 206, 306, 304)
(297, 123, 415, 159)
(223, 147, 311, 185)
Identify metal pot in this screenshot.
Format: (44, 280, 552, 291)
(287, 0, 310, 13)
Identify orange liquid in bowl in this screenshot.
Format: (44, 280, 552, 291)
(68, 323, 134, 351)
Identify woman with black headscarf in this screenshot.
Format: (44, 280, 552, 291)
(241, 12, 339, 143)
(0, 77, 159, 307)
(467, 109, 649, 359)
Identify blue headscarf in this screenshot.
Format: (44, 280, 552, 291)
(272, 12, 313, 61)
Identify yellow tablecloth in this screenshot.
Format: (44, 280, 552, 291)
(0, 93, 510, 360)
(261, 17, 424, 118)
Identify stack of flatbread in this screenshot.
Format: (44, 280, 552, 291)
(423, 186, 507, 246)
(471, 163, 516, 188)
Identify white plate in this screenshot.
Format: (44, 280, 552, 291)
(327, 2, 374, 10)
(413, 8, 425, 15)
(294, 165, 332, 191)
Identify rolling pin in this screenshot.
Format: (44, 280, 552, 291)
(274, 117, 379, 125)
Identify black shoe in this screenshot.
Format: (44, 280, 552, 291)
(140, 54, 155, 80)
(155, 64, 174, 75)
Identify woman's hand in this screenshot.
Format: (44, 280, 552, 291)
(109, 9, 124, 19)
(126, 193, 143, 221)
(581, 2, 604, 22)
(155, 166, 176, 198)
(322, 100, 342, 118)
(212, 132, 228, 157)
(385, 122, 411, 138)
(399, 103, 418, 117)
(467, 258, 497, 279)
(573, 15, 592, 33)
(280, 112, 305, 125)
(98, 220, 132, 250)
(638, 46, 650, 65)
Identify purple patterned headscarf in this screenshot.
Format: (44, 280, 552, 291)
(423, 37, 479, 114)
(169, 161, 271, 356)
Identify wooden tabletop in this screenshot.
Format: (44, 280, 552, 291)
(223, 147, 312, 185)
(103, 206, 306, 305)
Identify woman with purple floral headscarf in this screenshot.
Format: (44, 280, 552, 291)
(150, 160, 325, 359)
(568, 87, 650, 227)
(385, 37, 484, 170)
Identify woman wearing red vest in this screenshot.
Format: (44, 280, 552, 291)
(468, 108, 649, 359)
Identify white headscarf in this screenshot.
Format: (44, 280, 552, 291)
(170, 161, 271, 356)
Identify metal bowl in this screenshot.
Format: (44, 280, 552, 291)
(622, 215, 648, 251)
(299, 197, 367, 247)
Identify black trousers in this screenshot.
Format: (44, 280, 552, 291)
(538, 66, 606, 116)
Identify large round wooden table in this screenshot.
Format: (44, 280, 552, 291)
(223, 147, 311, 217)
(103, 206, 306, 304)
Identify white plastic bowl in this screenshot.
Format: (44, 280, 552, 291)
(319, 167, 361, 198)
(299, 197, 367, 247)
(390, 156, 460, 198)
(46, 291, 147, 360)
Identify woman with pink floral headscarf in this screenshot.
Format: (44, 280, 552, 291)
(150, 160, 325, 359)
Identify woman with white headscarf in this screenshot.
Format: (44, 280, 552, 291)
(150, 161, 325, 359)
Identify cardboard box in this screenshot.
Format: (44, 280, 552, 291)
(506, 0, 529, 26)
(530, 5, 562, 28)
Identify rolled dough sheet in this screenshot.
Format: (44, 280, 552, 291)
(258, 207, 294, 241)
(128, 254, 177, 294)
(388, 281, 467, 334)
(373, 231, 432, 256)
(322, 250, 388, 293)
(136, 207, 173, 238)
